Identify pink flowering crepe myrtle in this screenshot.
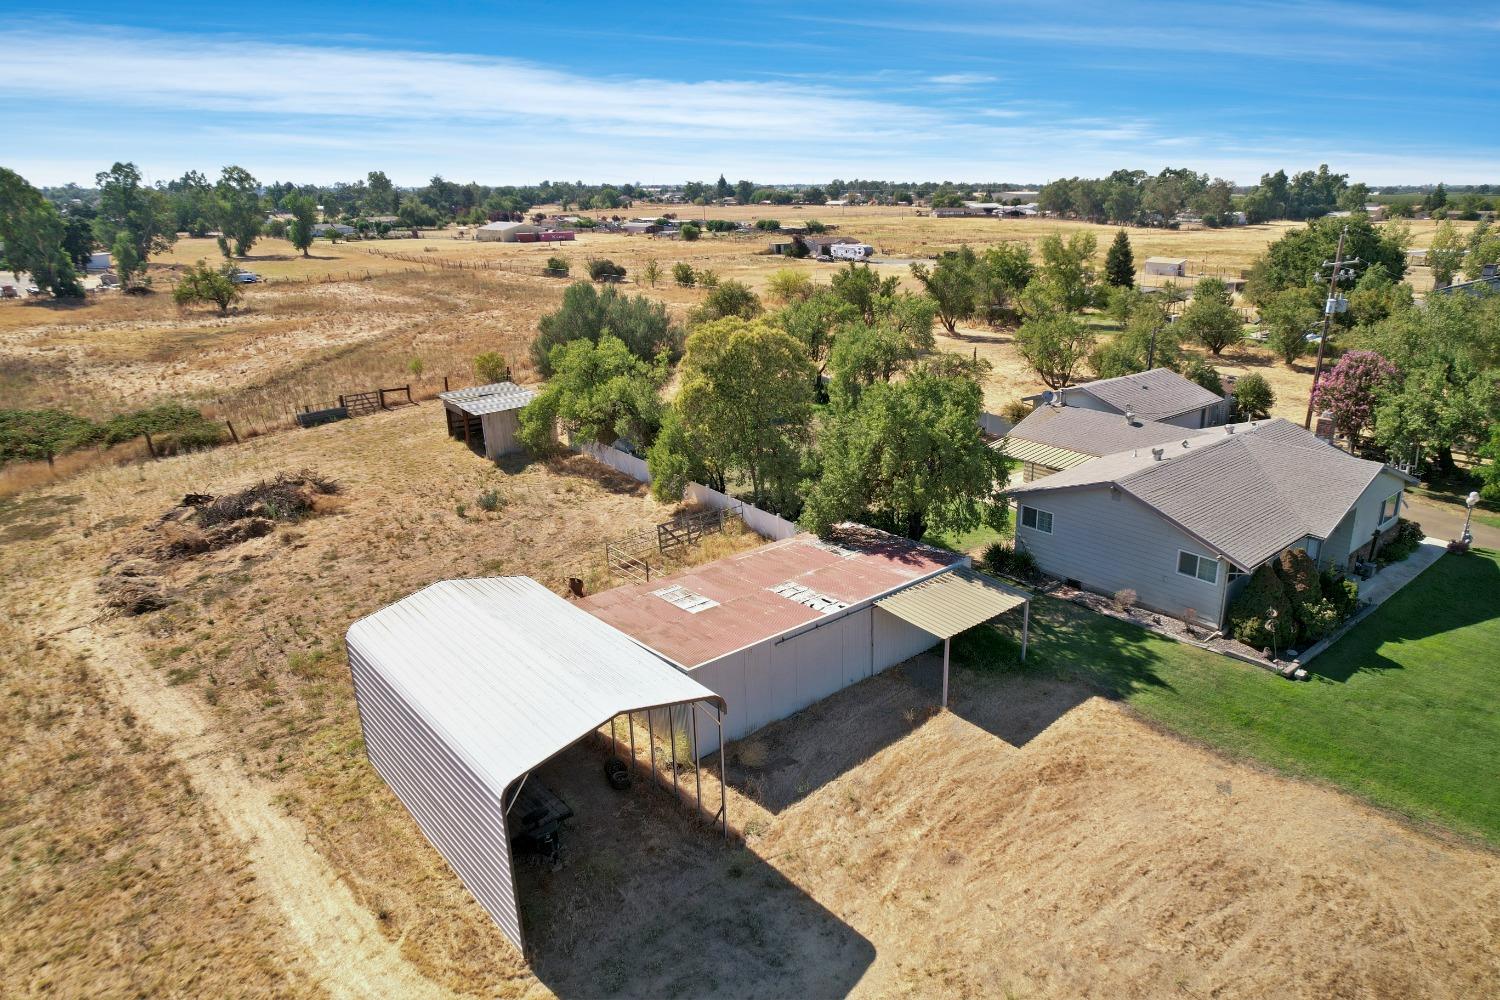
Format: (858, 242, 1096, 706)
(1311, 350, 1399, 440)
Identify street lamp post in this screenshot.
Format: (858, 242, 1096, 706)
(1461, 491, 1480, 546)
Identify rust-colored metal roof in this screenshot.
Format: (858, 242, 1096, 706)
(578, 527, 962, 667)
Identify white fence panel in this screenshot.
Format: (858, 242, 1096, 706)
(576, 440, 651, 483)
(978, 412, 1013, 437)
(682, 482, 800, 541)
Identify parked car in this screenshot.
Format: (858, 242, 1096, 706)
(0, 284, 18, 299)
(232, 271, 263, 284)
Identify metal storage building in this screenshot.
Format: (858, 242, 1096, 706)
(439, 381, 536, 459)
(346, 577, 726, 955)
(476, 221, 542, 242)
(1144, 256, 1189, 277)
(579, 528, 1028, 754)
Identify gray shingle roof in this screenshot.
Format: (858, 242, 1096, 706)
(1005, 405, 1213, 458)
(439, 381, 536, 416)
(1068, 367, 1223, 421)
(1009, 419, 1402, 568)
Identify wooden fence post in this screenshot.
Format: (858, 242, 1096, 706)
(225, 420, 240, 444)
(443, 376, 450, 392)
(143, 432, 158, 460)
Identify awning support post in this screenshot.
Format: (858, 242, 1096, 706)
(1021, 602, 1030, 662)
(692, 706, 703, 812)
(668, 708, 680, 796)
(717, 704, 727, 839)
(941, 636, 950, 709)
(628, 711, 637, 777)
(648, 709, 657, 776)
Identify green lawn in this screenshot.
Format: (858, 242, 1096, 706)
(956, 549, 1500, 844)
(925, 520, 1012, 556)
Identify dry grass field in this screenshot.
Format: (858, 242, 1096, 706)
(3, 404, 1496, 998)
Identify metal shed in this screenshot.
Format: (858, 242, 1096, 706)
(346, 577, 726, 956)
(439, 382, 536, 459)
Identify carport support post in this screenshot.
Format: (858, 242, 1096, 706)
(1021, 602, 1030, 662)
(717, 704, 727, 838)
(691, 707, 702, 811)
(941, 637, 950, 708)
(648, 710, 656, 775)
(628, 712, 637, 776)
(668, 709, 679, 796)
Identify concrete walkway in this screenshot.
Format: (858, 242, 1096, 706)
(1295, 538, 1448, 667)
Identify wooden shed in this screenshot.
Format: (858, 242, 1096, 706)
(440, 382, 537, 459)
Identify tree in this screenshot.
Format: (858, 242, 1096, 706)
(1178, 283, 1242, 355)
(1463, 222, 1500, 280)
(212, 166, 263, 257)
(1259, 288, 1319, 364)
(1184, 359, 1223, 396)
(801, 363, 1010, 541)
(1090, 301, 1181, 377)
(909, 246, 978, 334)
(646, 318, 814, 511)
(975, 242, 1034, 325)
(1345, 263, 1413, 327)
(765, 268, 813, 304)
(518, 335, 664, 453)
(1426, 220, 1464, 288)
(0, 408, 99, 467)
(94, 162, 175, 266)
(1023, 231, 1098, 315)
(61, 211, 96, 269)
(1311, 350, 1399, 441)
(473, 352, 509, 384)
(735, 179, 755, 205)
(1233, 373, 1275, 418)
(680, 223, 700, 241)
(111, 233, 141, 289)
(827, 322, 928, 407)
(829, 262, 898, 323)
(778, 288, 860, 391)
(715, 175, 731, 201)
(1244, 215, 1407, 306)
(692, 280, 762, 324)
(0, 168, 84, 298)
(171, 260, 242, 314)
(285, 194, 317, 257)
(1428, 183, 1447, 210)
(1104, 230, 1135, 287)
(673, 262, 695, 287)
(365, 170, 396, 214)
(1015, 314, 1095, 388)
(641, 257, 662, 287)
(532, 282, 679, 374)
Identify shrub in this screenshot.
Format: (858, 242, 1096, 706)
(476, 489, 504, 512)
(1273, 548, 1323, 636)
(1184, 358, 1223, 396)
(545, 256, 569, 276)
(0, 408, 100, 466)
(641, 258, 662, 287)
(704, 219, 735, 233)
(804, 219, 827, 234)
(755, 219, 781, 231)
(1226, 563, 1297, 649)
(692, 280, 761, 323)
(172, 260, 242, 314)
(765, 268, 813, 303)
(531, 283, 681, 375)
(587, 258, 626, 281)
(1300, 598, 1343, 642)
(407, 357, 425, 377)
(473, 351, 509, 385)
(696, 268, 720, 289)
(1377, 518, 1424, 565)
(1233, 373, 1275, 419)
(102, 403, 225, 454)
(672, 262, 695, 287)
(980, 542, 1036, 578)
(679, 224, 700, 241)
(1321, 571, 1359, 619)
(1113, 588, 1137, 613)
(1000, 398, 1032, 424)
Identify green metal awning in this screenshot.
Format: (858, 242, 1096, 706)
(991, 436, 1094, 470)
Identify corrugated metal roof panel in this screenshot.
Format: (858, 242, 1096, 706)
(346, 577, 719, 796)
(439, 381, 536, 416)
(876, 567, 1028, 639)
(992, 435, 1096, 470)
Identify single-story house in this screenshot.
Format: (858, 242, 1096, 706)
(995, 405, 1217, 482)
(1006, 418, 1418, 628)
(312, 223, 355, 237)
(578, 527, 1028, 753)
(439, 381, 537, 458)
(1144, 256, 1189, 277)
(622, 221, 660, 235)
(1022, 367, 1232, 429)
(476, 221, 542, 243)
(801, 235, 860, 257)
(1430, 268, 1500, 298)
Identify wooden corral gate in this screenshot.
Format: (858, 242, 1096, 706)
(340, 390, 380, 417)
(606, 506, 743, 583)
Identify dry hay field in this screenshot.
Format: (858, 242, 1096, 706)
(3, 401, 1497, 998)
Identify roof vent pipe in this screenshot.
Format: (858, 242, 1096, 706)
(1124, 409, 1137, 425)
(1226, 424, 1235, 434)
(1151, 447, 1165, 461)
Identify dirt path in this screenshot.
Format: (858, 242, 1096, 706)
(54, 578, 459, 1000)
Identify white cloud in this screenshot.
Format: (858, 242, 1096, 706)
(927, 73, 997, 85)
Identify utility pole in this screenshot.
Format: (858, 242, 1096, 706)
(1303, 225, 1359, 430)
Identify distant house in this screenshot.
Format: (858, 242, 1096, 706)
(475, 221, 541, 243)
(1364, 204, 1388, 221)
(1144, 257, 1189, 277)
(1007, 418, 1417, 628)
(767, 241, 794, 255)
(312, 223, 356, 237)
(1430, 266, 1500, 298)
(1021, 368, 1232, 430)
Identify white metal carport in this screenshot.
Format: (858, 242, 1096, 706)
(345, 577, 726, 956)
(875, 567, 1030, 707)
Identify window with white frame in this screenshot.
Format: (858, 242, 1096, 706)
(1177, 550, 1219, 584)
(1379, 492, 1401, 523)
(1020, 504, 1053, 534)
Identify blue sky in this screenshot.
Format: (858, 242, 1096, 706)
(2, 2, 1496, 187)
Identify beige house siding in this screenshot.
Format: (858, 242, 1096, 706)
(1014, 486, 1230, 625)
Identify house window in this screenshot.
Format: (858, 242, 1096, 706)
(1379, 493, 1401, 523)
(1177, 550, 1219, 585)
(1020, 505, 1053, 534)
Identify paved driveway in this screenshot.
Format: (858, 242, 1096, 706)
(1404, 493, 1500, 550)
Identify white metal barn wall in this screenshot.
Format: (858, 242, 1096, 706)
(346, 644, 522, 945)
(689, 601, 943, 756)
